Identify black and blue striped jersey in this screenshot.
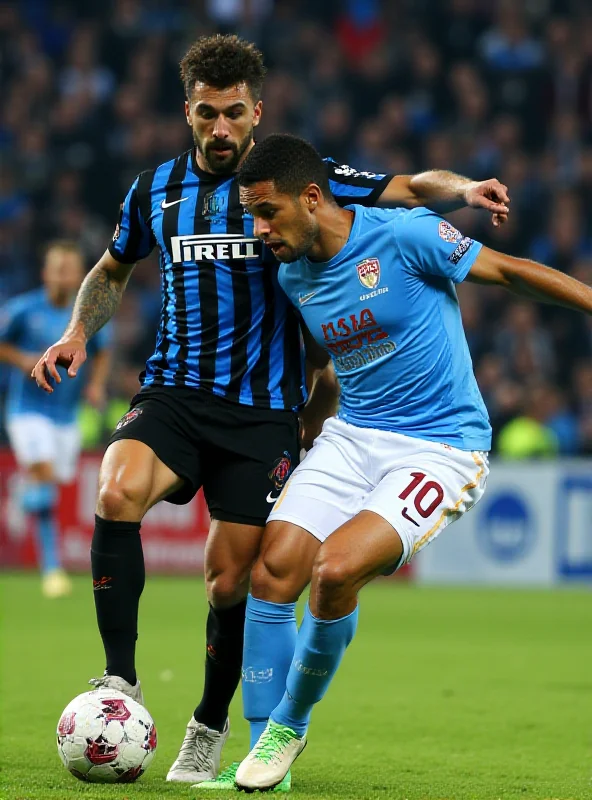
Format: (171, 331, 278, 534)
(108, 148, 391, 411)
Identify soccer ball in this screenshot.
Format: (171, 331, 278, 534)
(56, 688, 157, 783)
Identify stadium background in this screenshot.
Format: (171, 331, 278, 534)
(0, 0, 591, 576)
(1, 3, 591, 799)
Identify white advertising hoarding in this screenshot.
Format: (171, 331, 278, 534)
(415, 460, 592, 585)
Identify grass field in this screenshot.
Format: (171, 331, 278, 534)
(1, 574, 590, 800)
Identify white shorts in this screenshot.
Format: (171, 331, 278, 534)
(6, 414, 81, 483)
(268, 417, 489, 567)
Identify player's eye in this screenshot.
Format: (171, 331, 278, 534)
(227, 110, 243, 120)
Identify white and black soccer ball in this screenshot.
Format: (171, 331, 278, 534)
(56, 688, 157, 783)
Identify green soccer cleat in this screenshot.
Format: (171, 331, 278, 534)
(193, 761, 292, 792)
(235, 721, 305, 791)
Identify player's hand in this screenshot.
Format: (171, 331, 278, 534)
(464, 179, 510, 227)
(84, 382, 106, 409)
(31, 338, 88, 393)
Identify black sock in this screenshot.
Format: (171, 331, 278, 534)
(193, 599, 247, 732)
(91, 515, 144, 686)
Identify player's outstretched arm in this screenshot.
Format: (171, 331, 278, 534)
(467, 247, 592, 314)
(379, 171, 510, 226)
(32, 250, 135, 393)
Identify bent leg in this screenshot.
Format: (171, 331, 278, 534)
(192, 518, 264, 733)
(92, 439, 184, 684)
(243, 520, 321, 747)
(273, 510, 404, 734)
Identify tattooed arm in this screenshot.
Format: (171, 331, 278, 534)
(32, 251, 135, 393)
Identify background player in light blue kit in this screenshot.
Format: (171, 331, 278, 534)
(0, 241, 110, 598)
(234, 135, 592, 791)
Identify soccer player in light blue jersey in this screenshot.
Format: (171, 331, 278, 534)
(0, 241, 110, 597)
(232, 135, 592, 791)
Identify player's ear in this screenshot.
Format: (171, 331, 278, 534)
(184, 99, 191, 126)
(303, 184, 321, 211)
(252, 100, 263, 127)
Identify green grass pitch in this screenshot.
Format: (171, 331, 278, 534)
(1, 573, 590, 799)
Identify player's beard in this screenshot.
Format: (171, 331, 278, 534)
(195, 128, 253, 175)
(271, 217, 319, 263)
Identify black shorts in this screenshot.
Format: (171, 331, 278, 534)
(108, 386, 300, 526)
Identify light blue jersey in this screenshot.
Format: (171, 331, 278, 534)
(278, 206, 492, 451)
(0, 288, 110, 424)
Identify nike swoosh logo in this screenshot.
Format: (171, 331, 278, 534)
(266, 492, 280, 503)
(299, 291, 318, 306)
(161, 197, 189, 209)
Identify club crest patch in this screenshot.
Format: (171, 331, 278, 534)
(268, 451, 292, 491)
(356, 258, 381, 289)
(438, 220, 462, 243)
(116, 408, 143, 430)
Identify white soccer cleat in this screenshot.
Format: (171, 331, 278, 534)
(235, 720, 306, 791)
(167, 717, 230, 783)
(88, 673, 144, 705)
(42, 568, 72, 598)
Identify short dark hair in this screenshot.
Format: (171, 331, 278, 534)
(238, 134, 332, 198)
(180, 35, 266, 101)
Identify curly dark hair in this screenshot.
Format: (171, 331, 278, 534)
(238, 134, 332, 198)
(180, 34, 267, 101)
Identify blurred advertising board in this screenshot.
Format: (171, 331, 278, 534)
(0, 450, 210, 573)
(416, 460, 592, 585)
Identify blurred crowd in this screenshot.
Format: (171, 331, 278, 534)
(1, 0, 591, 454)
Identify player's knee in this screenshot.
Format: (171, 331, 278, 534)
(96, 478, 151, 520)
(250, 552, 302, 603)
(206, 568, 247, 608)
(312, 552, 354, 596)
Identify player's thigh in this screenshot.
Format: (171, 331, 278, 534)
(98, 439, 184, 520)
(363, 445, 489, 568)
(100, 391, 204, 518)
(202, 405, 300, 526)
(204, 519, 266, 607)
(250, 520, 321, 603)
(6, 414, 57, 473)
(54, 421, 81, 484)
(267, 416, 373, 544)
(309, 509, 405, 618)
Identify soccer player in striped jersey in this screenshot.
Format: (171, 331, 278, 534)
(32, 36, 511, 789)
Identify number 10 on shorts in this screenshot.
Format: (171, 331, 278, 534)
(398, 472, 444, 528)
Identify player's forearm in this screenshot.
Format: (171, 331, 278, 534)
(0, 343, 33, 371)
(502, 259, 592, 313)
(66, 263, 130, 343)
(407, 170, 476, 211)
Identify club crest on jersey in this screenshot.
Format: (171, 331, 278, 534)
(438, 220, 462, 243)
(202, 190, 227, 220)
(356, 258, 381, 289)
(268, 451, 292, 491)
(115, 408, 143, 430)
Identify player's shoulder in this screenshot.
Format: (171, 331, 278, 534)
(132, 149, 192, 193)
(322, 157, 387, 181)
(346, 203, 408, 230)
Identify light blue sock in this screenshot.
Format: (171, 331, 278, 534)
(272, 603, 359, 737)
(21, 482, 59, 573)
(242, 594, 298, 749)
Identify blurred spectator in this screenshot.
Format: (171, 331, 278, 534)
(1, 0, 591, 452)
